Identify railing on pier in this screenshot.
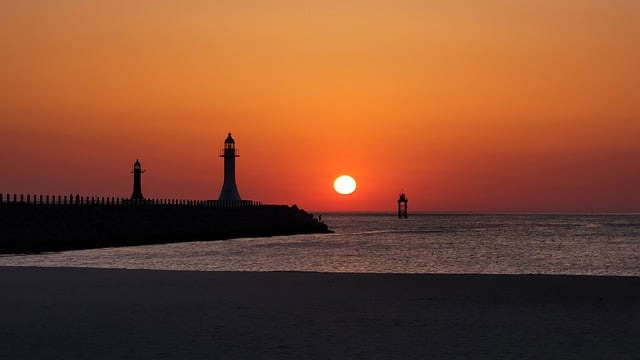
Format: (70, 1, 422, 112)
(0, 193, 262, 208)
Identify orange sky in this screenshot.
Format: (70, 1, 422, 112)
(1, 1, 639, 212)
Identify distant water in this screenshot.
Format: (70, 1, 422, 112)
(1, 213, 639, 276)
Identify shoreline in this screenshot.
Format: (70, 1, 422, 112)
(1, 266, 638, 359)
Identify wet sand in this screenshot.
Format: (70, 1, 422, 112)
(0, 267, 638, 359)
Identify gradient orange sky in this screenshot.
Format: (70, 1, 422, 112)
(1, 1, 639, 212)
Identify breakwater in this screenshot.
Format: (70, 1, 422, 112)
(0, 194, 330, 254)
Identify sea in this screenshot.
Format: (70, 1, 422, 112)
(1, 213, 639, 276)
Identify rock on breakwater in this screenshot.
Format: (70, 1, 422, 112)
(0, 203, 330, 254)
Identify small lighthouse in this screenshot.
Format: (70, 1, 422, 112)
(397, 193, 408, 218)
(218, 133, 242, 201)
(131, 159, 145, 200)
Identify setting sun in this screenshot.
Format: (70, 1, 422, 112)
(1, 1, 639, 212)
(334, 175, 357, 195)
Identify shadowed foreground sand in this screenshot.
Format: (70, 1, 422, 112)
(0, 267, 638, 359)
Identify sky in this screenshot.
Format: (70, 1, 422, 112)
(1, 0, 639, 212)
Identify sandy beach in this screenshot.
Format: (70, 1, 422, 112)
(1, 267, 638, 359)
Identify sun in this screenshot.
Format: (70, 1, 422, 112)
(334, 175, 357, 195)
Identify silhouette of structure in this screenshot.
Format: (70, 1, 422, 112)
(398, 193, 408, 218)
(0, 138, 332, 253)
(131, 159, 145, 200)
(218, 133, 242, 201)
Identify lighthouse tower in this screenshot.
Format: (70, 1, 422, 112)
(218, 133, 242, 201)
(131, 159, 145, 200)
(397, 193, 408, 218)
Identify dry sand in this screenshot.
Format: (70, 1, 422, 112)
(0, 267, 638, 359)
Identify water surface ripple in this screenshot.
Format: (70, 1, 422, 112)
(1, 214, 639, 276)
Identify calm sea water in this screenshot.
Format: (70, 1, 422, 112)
(1, 213, 639, 276)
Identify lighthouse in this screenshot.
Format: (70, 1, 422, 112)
(218, 133, 242, 201)
(131, 159, 145, 200)
(397, 193, 408, 218)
